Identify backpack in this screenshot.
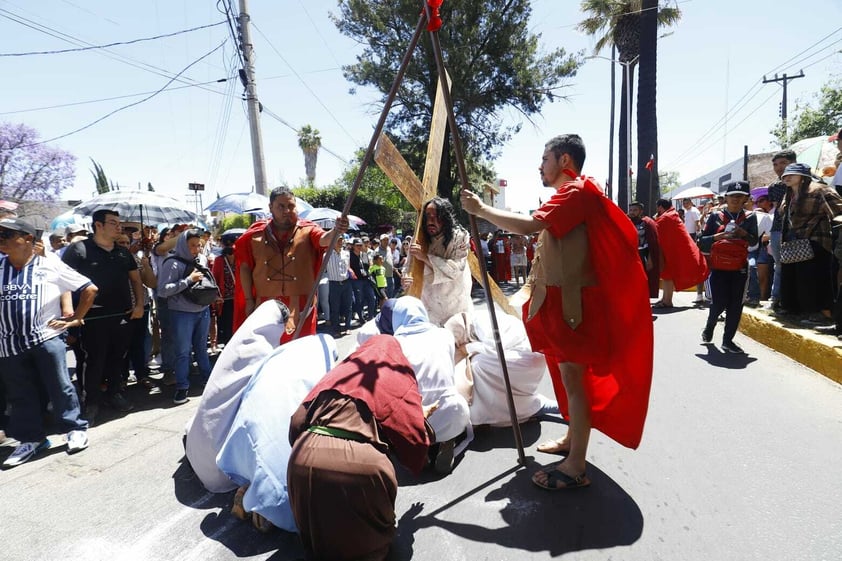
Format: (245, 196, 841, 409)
(709, 211, 749, 271)
(164, 255, 220, 306)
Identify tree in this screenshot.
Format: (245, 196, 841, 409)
(771, 79, 842, 146)
(297, 125, 321, 185)
(90, 158, 118, 194)
(0, 122, 76, 202)
(333, 0, 580, 202)
(578, 1, 681, 210)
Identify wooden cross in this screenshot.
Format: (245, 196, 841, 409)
(373, 75, 519, 318)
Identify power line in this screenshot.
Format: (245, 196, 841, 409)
(0, 21, 225, 57)
(665, 29, 842, 170)
(251, 22, 361, 146)
(261, 105, 350, 165)
(0, 8, 225, 96)
(14, 40, 228, 149)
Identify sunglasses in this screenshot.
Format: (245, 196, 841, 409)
(0, 230, 23, 240)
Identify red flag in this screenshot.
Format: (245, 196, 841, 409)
(645, 154, 655, 171)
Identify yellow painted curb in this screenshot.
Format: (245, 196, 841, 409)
(739, 309, 842, 385)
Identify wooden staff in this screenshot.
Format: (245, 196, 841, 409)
(294, 14, 427, 339)
(423, 0, 526, 465)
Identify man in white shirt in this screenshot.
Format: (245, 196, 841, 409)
(682, 198, 705, 303)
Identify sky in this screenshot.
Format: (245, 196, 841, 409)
(1, 0, 841, 216)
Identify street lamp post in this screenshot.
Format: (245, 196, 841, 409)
(587, 54, 639, 207)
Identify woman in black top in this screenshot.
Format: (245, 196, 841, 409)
(698, 181, 758, 354)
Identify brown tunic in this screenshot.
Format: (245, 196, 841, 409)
(288, 392, 396, 561)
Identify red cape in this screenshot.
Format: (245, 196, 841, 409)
(656, 207, 708, 290)
(530, 175, 653, 449)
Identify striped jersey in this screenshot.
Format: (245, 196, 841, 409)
(0, 253, 92, 357)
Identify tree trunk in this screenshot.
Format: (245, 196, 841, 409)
(617, 65, 633, 212)
(636, 0, 659, 213)
(303, 147, 318, 185)
(607, 45, 616, 203)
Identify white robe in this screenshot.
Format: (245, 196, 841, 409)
(215, 334, 337, 532)
(460, 309, 553, 427)
(421, 228, 473, 326)
(184, 301, 289, 493)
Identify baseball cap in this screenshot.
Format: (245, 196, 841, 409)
(0, 217, 36, 236)
(723, 181, 750, 196)
(380, 233, 390, 241)
(66, 224, 88, 235)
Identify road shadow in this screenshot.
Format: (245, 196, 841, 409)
(695, 344, 758, 369)
(389, 460, 643, 559)
(651, 305, 688, 315)
(171, 456, 303, 559)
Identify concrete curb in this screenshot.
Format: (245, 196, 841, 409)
(739, 308, 842, 384)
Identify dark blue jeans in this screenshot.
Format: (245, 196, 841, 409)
(127, 306, 151, 379)
(351, 278, 376, 322)
(0, 336, 87, 442)
(705, 269, 748, 344)
(170, 308, 212, 391)
(328, 280, 353, 332)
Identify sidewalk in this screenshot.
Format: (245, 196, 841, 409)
(738, 305, 842, 385)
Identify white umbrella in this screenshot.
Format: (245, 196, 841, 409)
(74, 190, 198, 225)
(671, 186, 717, 200)
(205, 192, 268, 214)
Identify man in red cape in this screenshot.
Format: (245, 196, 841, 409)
(629, 201, 662, 298)
(654, 198, 709, 308)
(232, 186, 347, 344)
(461, 134, 653, 490)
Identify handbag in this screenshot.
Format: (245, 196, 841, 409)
(166, 256, 220, 306)
(709, 211, 748, 271)
(779, 238, 814, 264)
(780, 204, 816, 264)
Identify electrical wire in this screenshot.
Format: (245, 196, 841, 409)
(0, 79, 231, 116)
(16, 40, 228, 149)
(251, 22, 361, 146)
(0, 21, 225, 57)
(0, 8, 224, 96)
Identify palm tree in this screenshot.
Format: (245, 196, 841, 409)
(578, 1, 680, 210)
(297, 125, 321, 185)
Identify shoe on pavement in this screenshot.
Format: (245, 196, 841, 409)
(799, 313, 833, 326)
(173, 388, 189, 405)
(106, 392, 134, 412)
(66, 430, 88, 454)
(701, 327, 713, 344)
(2, 439, 50, 468)
(432, 439, 455, 475)
(721, 340, 745, 354)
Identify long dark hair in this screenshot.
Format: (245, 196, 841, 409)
(422, 197, 457, 248)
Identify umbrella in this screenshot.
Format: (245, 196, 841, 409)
(300, 207, 365, 228)
(221, 228, 247, 238)
(671, 186, 717, 200)
(73, 190, 198, 225)
(790, 135, 838, 173)
(49, 209, 89, 231)
(205, 192, 268, 214)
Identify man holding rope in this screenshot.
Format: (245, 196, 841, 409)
(461, 134, 653, 490)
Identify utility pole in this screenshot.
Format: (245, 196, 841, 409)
(238, 0, 268, 196)
(763, 71, 805, 145)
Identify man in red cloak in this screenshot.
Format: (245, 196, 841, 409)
(232, 186, 347, 344)
(654, 198, 709, 308)
(461, 134, 653, 490)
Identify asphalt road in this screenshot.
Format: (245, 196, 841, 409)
(1, 290, 841, 561)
